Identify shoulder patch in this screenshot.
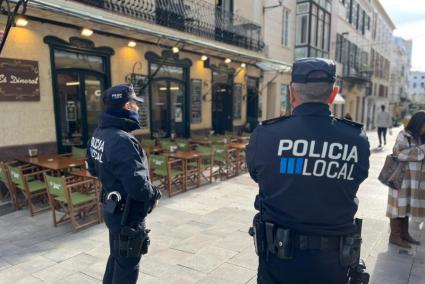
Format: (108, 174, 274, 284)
(333, 117, 363, 129)
(260, 115, 291, 126)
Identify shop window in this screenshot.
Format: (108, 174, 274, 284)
(280, 84, 290, 116)
(54, 50, 104, 73)
(233, 84, 242, 119)
(191, 79, 202, 123)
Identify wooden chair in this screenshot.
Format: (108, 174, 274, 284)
(160, 139, 177, 152)
(149, 154, 185, 197)
(44, 174, 101, 231)
(175, 139, 191, 151)
(71, 146, 86, 158)
(213, 144, 238, 180)
(194, 145, 214, 183)
(0, 161, 16, 206)
(7, 164, 50, 216)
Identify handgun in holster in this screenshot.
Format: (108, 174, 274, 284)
(117, 198, 151, 258)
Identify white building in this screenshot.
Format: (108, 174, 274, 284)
(409, 71, 425, 104)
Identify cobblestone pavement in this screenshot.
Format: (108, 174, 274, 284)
(0, 126, 424, 284)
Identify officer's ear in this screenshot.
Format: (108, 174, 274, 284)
(123, 101, 131, 110)
(289, 85, 297, 106)
(328, 85, 339, 105)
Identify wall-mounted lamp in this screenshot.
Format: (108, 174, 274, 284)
(128, 41, 137, 48)
(201, 55, 208, 61)
(15, 17, 28, 27)
(172, 46, 180, 54)
(241, 63, 246, 68)
(224, 58, 232, 64)
(81, 28, 93, 37)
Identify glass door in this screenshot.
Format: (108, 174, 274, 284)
(212, 83, 233, 134)
(151, 80, 169, 138)
(55, 71, 105, 152)
(150, 80, 187, 138)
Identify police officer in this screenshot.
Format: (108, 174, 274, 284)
(246, 58, 370, 284)
(87, 83, 161, 284)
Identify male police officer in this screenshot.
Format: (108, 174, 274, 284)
(87, 83, 161, 284)
(246, 58, 370, 283)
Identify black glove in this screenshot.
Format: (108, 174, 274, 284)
(147, 185, 161, 214)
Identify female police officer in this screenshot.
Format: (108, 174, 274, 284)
(87, 83, 161, 284)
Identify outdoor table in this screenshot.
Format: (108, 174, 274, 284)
(18, 155, 85, 174)
(189, 138, 213, 146)
(165, 151, 201, 191)
(227, 143, 247, 175)
(144, 145, 163, 155)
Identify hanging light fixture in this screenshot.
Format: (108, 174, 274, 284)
(224, 58, 232, 64)
(128, 41, 137, 47)
(201, 55, 208, 61)
(241, 63, 246, 68)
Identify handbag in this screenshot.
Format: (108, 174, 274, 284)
(378, 154, 406, 189)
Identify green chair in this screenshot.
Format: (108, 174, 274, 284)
(71, 146, 86, 158)
(44, 174, 100, 231)
(214, 144, 238, 180)
(7, 164, 49, 216)
(175, 139, 190, 151)
(160, 139, 177, 152)
(141, 139, 155, 148)
(149, 155, 184, 197)
(194, 145, 215, 183)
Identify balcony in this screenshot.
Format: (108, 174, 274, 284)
(342, 64, 372, 84)
(73, 0, 264, 52)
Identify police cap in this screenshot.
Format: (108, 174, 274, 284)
(103, 83, 144, 106)
(291, 57, 336, 84)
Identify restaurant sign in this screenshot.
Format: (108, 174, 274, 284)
(0, 58, 40, 101)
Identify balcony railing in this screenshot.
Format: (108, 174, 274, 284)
(342, 64, 372, 83)
(73, 0, 265, 52)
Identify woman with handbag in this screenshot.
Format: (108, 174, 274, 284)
(387, 111, 425, 248)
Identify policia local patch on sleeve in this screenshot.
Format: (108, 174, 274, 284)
(278, 139, 358, 180)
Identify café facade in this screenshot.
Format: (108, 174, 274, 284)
(0, 0, 291, 160)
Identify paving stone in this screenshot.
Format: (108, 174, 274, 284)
(61, 272, 101, 283)
(180, 246, 238, 273)
(31, 263, 75, 283)
(11, 275, 44, 284)
(227, 248, 258, 271)
(0, 266, 28, 284)
(60, 253, 102, 271)
(0, 258, 11, 272)
(207, 263, 256, 284)
(153, 265, 206, 284)
(79, 261, 106, 281)
(14, 255, 56, 274)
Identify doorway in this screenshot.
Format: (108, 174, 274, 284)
(212, 83, 233, 134)
(55, 71, 106, 152)
(247, 77, 259, 131)
(150, 79, 187, 138)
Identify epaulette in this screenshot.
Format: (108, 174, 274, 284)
(333, 117, 363, 129)
(260, 115, 291, 126)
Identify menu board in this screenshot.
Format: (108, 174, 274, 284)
(128, 73, 149, 128)
(233, 83, 242, 119)
(191, 79, 202, 123)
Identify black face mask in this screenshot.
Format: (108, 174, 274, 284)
(106, 107, 140, 124)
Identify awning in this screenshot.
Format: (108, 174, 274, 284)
(28, 0, 292, 69)
(333, 93, 346, 105)
(256, 61, 292, 73)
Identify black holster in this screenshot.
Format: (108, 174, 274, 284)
(249, 213, 266, 255)
(118, 225, 150, 258)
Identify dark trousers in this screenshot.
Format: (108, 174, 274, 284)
(258, 250, 348, 284)
(103, 232, 141, 284)
(377, 127, 387, 146)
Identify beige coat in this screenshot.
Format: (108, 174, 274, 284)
(386, 130, 425, 218)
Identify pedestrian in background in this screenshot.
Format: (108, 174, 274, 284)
(386, 110, 425, 248)
(376, 105, 392, 147)
(344, 113, 353, 121)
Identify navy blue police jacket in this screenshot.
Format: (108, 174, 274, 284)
(87, 112, 156, 224)
(246, 103, 370, 236)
